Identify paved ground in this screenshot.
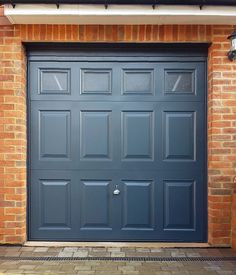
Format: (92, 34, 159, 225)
(0, 246, 235, 274)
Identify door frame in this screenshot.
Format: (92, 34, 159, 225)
(25, 42, 209, 242)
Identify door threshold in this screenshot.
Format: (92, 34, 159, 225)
(25, 241, 211, 248)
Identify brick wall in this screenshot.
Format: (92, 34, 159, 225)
(0, 24, 27, 243)
(208, 26, 236, 246)
(0, 6, 10, 25)
(233, 183, 236, 250)
(0, 19, 236, 247)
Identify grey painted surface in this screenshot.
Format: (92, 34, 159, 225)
(29, 53, 206, 241)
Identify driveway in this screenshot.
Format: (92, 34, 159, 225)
(0, 246, 235, 274)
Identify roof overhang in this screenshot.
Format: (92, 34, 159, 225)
(3, 3, 236, 24)
(1, 0, 236, 5)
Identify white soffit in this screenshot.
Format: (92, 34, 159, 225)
(4, 4, 236, 25)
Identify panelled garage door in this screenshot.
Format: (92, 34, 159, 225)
(28, 45, 207, 241)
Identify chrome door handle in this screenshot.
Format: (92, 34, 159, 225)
(113, 185, 120, 195)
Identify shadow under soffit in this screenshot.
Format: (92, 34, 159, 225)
(23, 43, 210, 58)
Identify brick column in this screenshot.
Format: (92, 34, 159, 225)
(232, 181, 236, 250)
(208, 26, 236, 246)
(0, 25, 27, 243)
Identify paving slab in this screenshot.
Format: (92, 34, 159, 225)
(0, 247, 235, 274)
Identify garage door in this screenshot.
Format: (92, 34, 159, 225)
(28, 45, 207, 241)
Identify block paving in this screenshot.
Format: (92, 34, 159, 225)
(0, 246, 235, 274)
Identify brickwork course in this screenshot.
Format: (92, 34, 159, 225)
(0, 6, 236, 248)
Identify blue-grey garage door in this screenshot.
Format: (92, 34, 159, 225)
(28, 45, 207, 241)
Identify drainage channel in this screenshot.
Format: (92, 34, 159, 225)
(0, 256, 236, 262)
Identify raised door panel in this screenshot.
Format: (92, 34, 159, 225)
(40, 111, 71, 160)
(122, 111, 154, 160)
(30, 101, 79, 170)
(30, 170, 79, 240)
(156, 171, 205, 241)
(159, 102, 205, 171)
(80, 111, 111, 160)
(163, 111, 195, 161)
(80, 180, 112, 230)
(78, 102, 119, 170)
(39, 180, 71, 229)
(119, 102, 158, 170)
(122, 180, 154, 231)
(164, 180, 195, 230)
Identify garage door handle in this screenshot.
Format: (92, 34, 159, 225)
(113, 185, 120, 195)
